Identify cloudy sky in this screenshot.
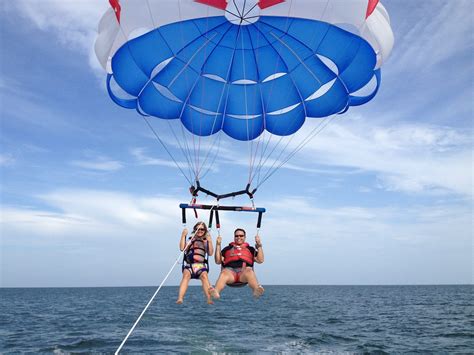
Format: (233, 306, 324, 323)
(1, 0, 472, 287)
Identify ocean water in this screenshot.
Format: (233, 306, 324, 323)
(0, 285, 472, 354)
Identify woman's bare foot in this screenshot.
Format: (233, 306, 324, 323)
(209, 286, 220, 300)
(253, 285, 264, 298)
(176, 298, 183, 304)
(207, 298, 214, 305)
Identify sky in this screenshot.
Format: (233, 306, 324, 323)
(1, 0, 472, 287)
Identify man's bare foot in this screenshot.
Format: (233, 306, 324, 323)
(253, 285, 265, 298)
(176, 298, 183, 304)
(209, 286, 220, 300)
(207, 298, 214, 305)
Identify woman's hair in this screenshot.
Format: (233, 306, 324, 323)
(193, 221, 208, 233)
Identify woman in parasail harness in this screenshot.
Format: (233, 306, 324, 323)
(210, 228, 264, 300)
(176, 221, 214, 304)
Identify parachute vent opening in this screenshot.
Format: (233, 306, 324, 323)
(151, 58, 173, 78)
(232, 79, 258, 85)
(152, 82, 182, 103)
(227, 113, 262, 120)
(351, 74, 378, 97)
(305, 79, 336, 101)
(262, 72, 287, 83)
(203, 74, 227, 83)
(109, 76, 136, 100)
(188, 105, 220, 116)
(225, 0, 261, 25)
(267, 103, 301, 116)
(316, 54, 339, 75)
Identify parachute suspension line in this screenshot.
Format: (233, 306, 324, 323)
(173, 31, 221, 181)
(256, 116, 330, 187)
(251, 27, 328, 185)
(246, 0, 296, 185)
(245, 25, 266, 188)
(114, 237, 196, 355)
(240, 24, 254, 185)
(252, 0, 350, 188)
(195, 22, 246, 183)
(194, 9, 226, 182)
(140, 0, 197, 184)
(141, 116, 193, 186)
(165, 120, 197, 183)
(111, 3, 192, 182)
(257, 113, 340, 189)
(250, 0, 337, 188)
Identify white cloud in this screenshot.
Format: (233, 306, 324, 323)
(388, 1, 473, 74)
(295, 119, 473, 197)
(2, 190, 181, 240)
(131, 147, 188, 169)
(1, 189, 472, 286)
(70, 157, 124, 172)
(10, 0, 108, 74)
(0, 154, 15, 166)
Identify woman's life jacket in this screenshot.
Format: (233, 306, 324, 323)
(184, 237, 207, 264)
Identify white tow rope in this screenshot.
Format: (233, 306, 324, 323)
(115, 236, 195, 354)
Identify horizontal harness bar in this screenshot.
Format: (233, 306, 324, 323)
(180, 203, 266, 213)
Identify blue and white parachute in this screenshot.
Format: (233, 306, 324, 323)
(95, 0, 394, 192)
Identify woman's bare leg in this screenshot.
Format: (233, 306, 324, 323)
(199, 272, 213, 304)
(176, 270, 191, 304)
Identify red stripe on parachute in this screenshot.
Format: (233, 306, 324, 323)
(109, 0, 121, 23)
(194, 0, 227, 10)
(366, 0, 379, 18)
(258, 0, 285, 9)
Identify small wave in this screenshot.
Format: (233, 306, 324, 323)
(441, 332, 474, 339)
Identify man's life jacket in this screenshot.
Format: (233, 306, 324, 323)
(222, 242, 254, 266)
(184, 237, 207, 264)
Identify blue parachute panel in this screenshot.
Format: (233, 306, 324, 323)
(127, 30, 173, 77)
(188, 76, 228, 113)
(253, 45, 288, 81)
(202, 45, 234, 80)
(158, 19, 202, 55)
(153, 59, 200, 100)
(290, 55, 336, 99)
(223, 115, 264, 141)
(139, 83, 183, 119)
(181, 105, 223, 136)
(305, 78, 348, 117)
(265, 104, 305, 136)
(226, 84, 262, 116)
(111, 45, 150, 96)
(231, 49, 259, 82)
(260, 75, 301, 112)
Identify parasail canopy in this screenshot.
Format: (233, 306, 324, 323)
(95, 0, 394, 199)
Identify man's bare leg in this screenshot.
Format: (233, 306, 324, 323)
(210, 269, 234, 300)
(241, 268, 264, 298)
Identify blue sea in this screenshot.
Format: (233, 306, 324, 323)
(1, 285, 472, 353)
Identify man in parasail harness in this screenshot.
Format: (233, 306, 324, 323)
(210, 228, 264, 299)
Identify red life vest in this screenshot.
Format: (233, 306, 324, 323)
(223, 242, 254, 266)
